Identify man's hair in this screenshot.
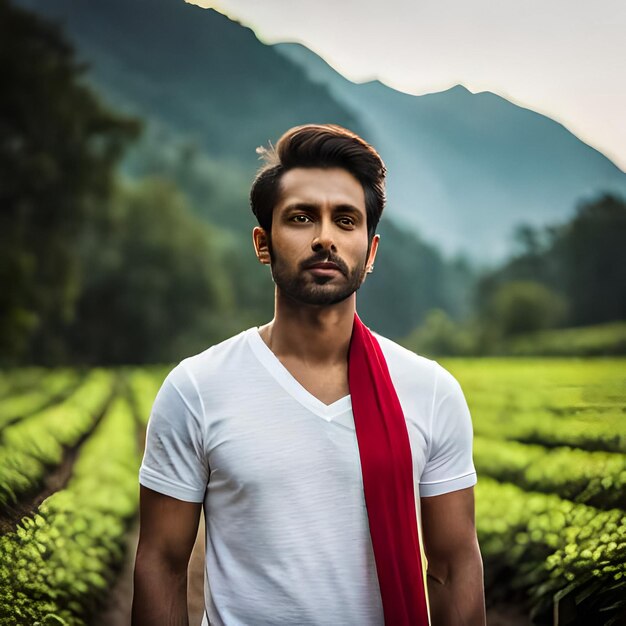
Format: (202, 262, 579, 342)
(250, 124, 386, 240)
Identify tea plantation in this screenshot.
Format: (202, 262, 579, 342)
(0, 359, 624, 625)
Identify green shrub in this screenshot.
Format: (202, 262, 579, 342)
(0, 394, 140, 624)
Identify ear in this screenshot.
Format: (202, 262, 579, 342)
(252, 226, 271, 265)
(366, 233, 380, 272)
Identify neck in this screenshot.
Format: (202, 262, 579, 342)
(258, 289, 356, 366)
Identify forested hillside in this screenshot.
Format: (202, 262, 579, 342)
(2, 0, 624, 366)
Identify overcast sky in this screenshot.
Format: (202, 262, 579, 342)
(190, 0, 626, 172)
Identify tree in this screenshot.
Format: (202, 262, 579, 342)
(62, 178, 235, 364)
(485, 280, 568, 338)
(473, 193, 626, 331)
(551, 194, 626, 325)
(0, 0, 140, 364)
(402, 309, 477, 356)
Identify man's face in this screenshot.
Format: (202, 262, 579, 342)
(261, 167, 378, 307)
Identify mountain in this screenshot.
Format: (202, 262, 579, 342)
(14, 0, 362, 169)
(275, 43, 626, 264)
(16, 0, 625, 266)
(15, 0, 624, 336)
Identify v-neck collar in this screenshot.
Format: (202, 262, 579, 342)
(245, 327, 352, 421)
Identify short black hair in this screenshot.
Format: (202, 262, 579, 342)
(250, 124, 386, 240)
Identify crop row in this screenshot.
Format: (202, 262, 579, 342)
(476, 476, 626, 625)
(466, 391, 624, 428)
(126, 366, 169, 426)
(473, 436, 626, 509)
(443, 358, 625, 453)
(0, 393, 141, 625)
(0, 368, 48, 399)
(473, 409, 625, 454)
(0, 370, 115, 508)
(0, 361, 621, 623)
(0, 369, 83, 431)
(503, 321, 626, 357)
(446, 357, 623, 414)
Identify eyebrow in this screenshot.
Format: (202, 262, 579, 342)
(281, 202, 364, 217)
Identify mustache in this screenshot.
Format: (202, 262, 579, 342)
(301, 253, 349, 276)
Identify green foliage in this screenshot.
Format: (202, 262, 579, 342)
(475, 193, 626, 332)
(121, 132, 278, 328)
(0, 358, 624, 621)
(444, 357, 626, 453)
(125, 367, 169, 426)
(122, 125, 253, 233)
(359, 219, 469, 338)
(476, 477, 626, 624)
(0, 394, 140, 624)
(401, 312, 626, 360)
(468, 193, 626, 358)
(485, 280, 568, 337)
(555, 194, 626, 326)
(401, 308, 478, 357)
(0, 0, 140, 365)
(474, 437, 626, 509)
(0, 368, 47, 399)
(0, 371, 114, 506)
(63, 178, 237, 364)
(504, 321, 626, 356)
(470, 400, 626, 453)
(0, 369, 82, 430)
(441, 357, 626, 622)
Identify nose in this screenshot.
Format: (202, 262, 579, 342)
(311, 219, 337, 254)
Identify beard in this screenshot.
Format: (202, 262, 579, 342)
(268, 241, 369, 306)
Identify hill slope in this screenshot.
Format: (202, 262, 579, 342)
(276, 42, 626, 263)
(15, 0, 362, 166)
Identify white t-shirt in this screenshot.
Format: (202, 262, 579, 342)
(139, 326, 477, 626)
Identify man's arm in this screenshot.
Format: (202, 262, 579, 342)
(132, 485, 203, 626)
(420, 486, 486, 626)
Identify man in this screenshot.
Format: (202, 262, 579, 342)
(132, 124, 486, 625)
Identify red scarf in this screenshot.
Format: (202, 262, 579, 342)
(348, 313, 430, 625)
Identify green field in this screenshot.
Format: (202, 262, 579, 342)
(0, 359, 624, 625)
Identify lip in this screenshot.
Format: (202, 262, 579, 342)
(306, 262, 342, 276)
(308, 262, 340, 270)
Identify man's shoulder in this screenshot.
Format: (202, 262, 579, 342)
(372, 330, 463, 398)
(372, 330, 437, 374)
(178, 327, 256, 379)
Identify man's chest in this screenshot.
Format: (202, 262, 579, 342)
(200, 391, 431, 506)
(275, 358, 350, 406)
(205, 404, 362, 503)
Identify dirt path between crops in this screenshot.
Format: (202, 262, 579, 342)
(0, 385, 117, 536)
(94, 511, 206, 626)
(93, 390, 206, 625)
(0, 444, 77, 535)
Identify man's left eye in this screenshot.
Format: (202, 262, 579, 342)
(338, 218, 355, 226)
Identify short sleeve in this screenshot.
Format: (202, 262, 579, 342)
(139, 362, 209, 502)
(419, 363, 477, 497)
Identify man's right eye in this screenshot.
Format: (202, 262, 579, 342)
(291, 215, 311, 223)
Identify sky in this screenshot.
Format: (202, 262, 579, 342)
(190, 0, 626, 172)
